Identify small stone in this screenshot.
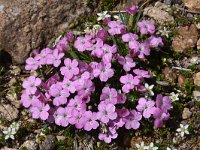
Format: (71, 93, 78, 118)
(193, 90, 200, 101)
(143, 4, 174, 25)
(183, 0, 200, 13)
(19, 140, 38, 150)
(197, 38, 200, 50)
(56, 135, 66, 141)
(172, 24, 199, 53)
(39, 135, 56, 150)
(162, 67, 177, 82)
(0, 104, 19, 121)
(190, 56, 200, 64)
(193, 72, 200, 86)
(182, 108, 192, 119)
(163, 0, 172, 5)
(178, 75, 186, 85)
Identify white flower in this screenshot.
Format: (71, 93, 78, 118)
(146, 142, 158, 150)
(176, 124, 189, 137)
(169, 92, 179, 102)
(10, 122, 20, 131)
(145, 83, 154, 96)
(113, 15, 122, 21)
(135, 141, 148, 150)
(166, 147, 177, 150)
(97, 11, 111, 21)
(157, 27, 171, 38)
(3, 127, 16, 140)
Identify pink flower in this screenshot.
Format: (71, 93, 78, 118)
(62, 78, 76, 93)
(137, 20, 155, 35)
(54, 107, 71, 127)
(97, 103, 117, 123)
(22, 76, 41, 94)
(98, 127, 118, 143)
(118, 56, 136, 71)
(147, 36, 163, 48)
(133, 69, 150, 79)
(90, 38, 104, 58)
(153, 107, 170, 128)
(65, 31, 74, 43)
(30, 101, 50, 120)
(126, 4, 138, 15)
(96, 29, 108, 41)
(42, 74, 60, 91)
(25, 57, 40, 71)
(60, 58, 79, 79)
(56, 37, 69, 52)
(102, 44, 117, 63)
(100, 87, 118, 104)
(93, 62, 114, 82)
(46, 49, 64, 67)
(117, 93, 127, 104)
(136, 98, 155, 118)
(76, 80, 95, 97)
(124, 110, 142, 129)
(49, 82, 70, 106)
(156, 94, 172, 113)
(120, 74, 140, 93)
(83, 111, 99, 131)
(68, 109, 86, 129)
(21, 92, 39, 108)
(74, 36, 93, 52)
(130, 41, 150, 59)
(108, 21, 126, 35)
(35, 48, 52, 65)
(67, 96, 86, 112)
(122, 33, 138, 49)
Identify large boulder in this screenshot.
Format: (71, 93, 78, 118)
(0, 0, 98, 64)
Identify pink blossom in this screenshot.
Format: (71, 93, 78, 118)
(122, 33, 138, 49)
(68, 109, 86, 129)
(120, 74, 140, 93)
(136, 98, 155, 118)
(30, 101, 50, 120)
(60, 58, 79, 79)
(21, 92, 39, 108)
(90, 38, 104, 58)
(56, 37, 69, 52)
(67, 96, 86, 112)
(83, 111, 99, 131)
(93, 62, 114, 82)
(74, 35, 93, 52)
(126, 4, 138, 15)
(124, 110, 142, 129)
(100, 87, 118, 104)
(117, 93, 127, 104)
(46, 49, 64, 67)
(35, 48, 52, 65)
(118, 56, 136, 71)
(133, 69, 150, 79)
(98, 127, 118, 143)
(54, 107, 71, 127)
(108, 21, 126, 35)
(137, 20, 155, 35)
(22, 76, 41, 94)
(147, 36, 163, 48)
(25, 57, 40, 71)
(65, 31, 74, 43)
(62, 78, 76, 93)
(102, 44, 117, 63)
(97, 103, 117, 123)
(153, 107, 170, 128)
(156, 94, 172, 113)
(96, 29, 108, 41)
(130, 41, 150, 58)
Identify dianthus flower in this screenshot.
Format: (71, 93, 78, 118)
(46, 49, 64, 67)
(67, 96, 86, 112)
(93, 62, 114, 82)
(124, 110, 142, 129)
(83, 111, 99, 131)
(136, 98, 155, 118)
(156, 94, 172, 113)
(122, 33, 138, 49)
(153, 107, 170, 128)
(100, 87, 118, 104)
(54, 107, 71, 127)
(21, 92, 39, 108)
(35, 48, 52, 65)
(68, 109, 86, 129)
(133, 69, 150, 79)
(74, 35, 93, 52)
(25, 57, 40, 71)
(56, 37, 69, 52)
(130, 41, 150, 59)
(30, 101, 50, 120)
(98, 126, 118, 143)
(118, 56, 136, 71)
(147, 36, 163, 48)
(137, 20, 155, 35)
(108, 21, 126, 35)
(60, 58, 79, 79)
(102, 44, 117, 63)
(120, 74, 140, 93)
(97, 103, 117, 123)
(22, 76, 41, 94)
(126, 4, 138, 15)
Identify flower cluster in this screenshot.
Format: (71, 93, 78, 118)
(21, 4, 171, 143)
(3, 122, 19, 140)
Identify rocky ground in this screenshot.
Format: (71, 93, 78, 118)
(0, 0, 200, 150)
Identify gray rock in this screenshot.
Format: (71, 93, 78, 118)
(143, 3, 174, 25)
(182, 108, 192, 119)
(0, 104, 19, 121)
(0, 0, 98, 64)
(19, 140, 38, 150)
(193, 90, 200, 101)
(39, 135, 56, 150)
(183, 0, 200, 12)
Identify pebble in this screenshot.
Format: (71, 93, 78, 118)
(182, 108, 192, 119)
(193, 90, 200, 101)
(193, 72, 200, 86)
(39, 135, 56, 150)
(19, 140, 38, 150)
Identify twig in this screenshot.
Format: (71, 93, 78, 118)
(172, 66, 191, 71)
